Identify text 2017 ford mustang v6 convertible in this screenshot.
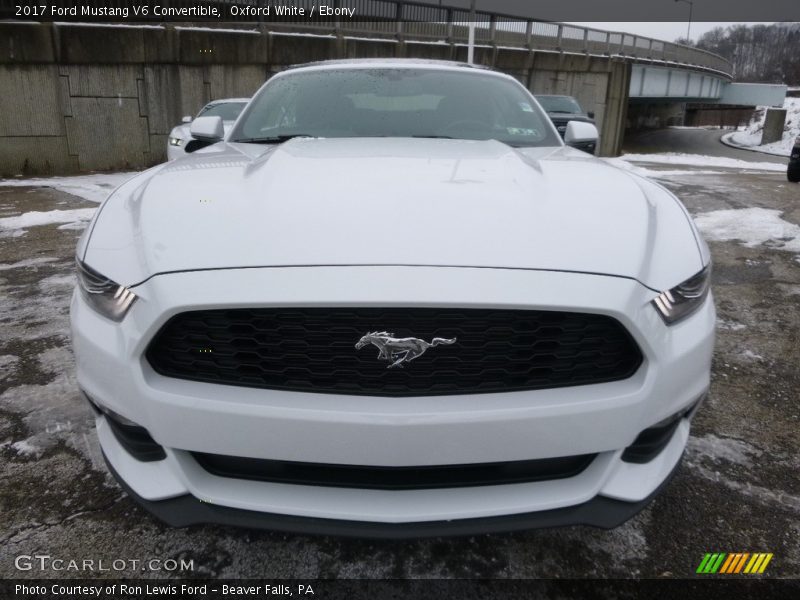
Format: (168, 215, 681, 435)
(71, 60, 714, 537)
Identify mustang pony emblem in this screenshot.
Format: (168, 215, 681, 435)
(355, 331, 457, 369)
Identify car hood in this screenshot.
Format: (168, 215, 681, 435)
(84, 138, 704, 291)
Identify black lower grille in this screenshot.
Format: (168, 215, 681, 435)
(191, 453, 597, 490)
(145, 307, 642, 397)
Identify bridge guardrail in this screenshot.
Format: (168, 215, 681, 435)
(219, 0, 733, 77)
(41, 0, 735, 78)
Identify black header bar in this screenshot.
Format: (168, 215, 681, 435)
(1, 0, 799, 23)
(2, 579, 800, 600)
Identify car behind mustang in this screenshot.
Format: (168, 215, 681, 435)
(71, 59, 714, 537)
(166, 98, 248, 161)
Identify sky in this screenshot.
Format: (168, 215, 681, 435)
(567, 22, 775, 43)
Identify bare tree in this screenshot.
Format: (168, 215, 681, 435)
(690, 23, 800, 85)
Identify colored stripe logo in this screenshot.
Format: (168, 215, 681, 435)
(696, 552, 773, 574)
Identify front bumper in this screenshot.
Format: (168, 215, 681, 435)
(71, 265, 714, 532)
(102, 443, 685, 539)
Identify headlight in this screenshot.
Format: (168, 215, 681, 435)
(76, 260, 137, 322)
(652, 265, 711, 324)
(169, 137, 183, 146)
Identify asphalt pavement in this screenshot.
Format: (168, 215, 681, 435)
(624, 127, 789, 164)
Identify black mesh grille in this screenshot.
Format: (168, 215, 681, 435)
(191, 452, 598, 490)
(145, 307, 643, 397)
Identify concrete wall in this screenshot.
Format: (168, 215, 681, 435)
(0, 23, 276, 175)
(684, 105, 756, 128)
(0, 23, 632, 175)
(761, 108, 787, 145)
(525, 53, 630, 156)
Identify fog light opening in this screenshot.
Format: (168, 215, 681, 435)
(81, 391, 166, 462)
(621, 395, 705, 464)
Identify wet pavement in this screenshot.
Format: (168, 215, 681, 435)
(624, 127, 789, 164)
(0, 152, 799, 579)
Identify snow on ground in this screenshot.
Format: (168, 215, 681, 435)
(0, 171, 141, 235)
(0, 171, 138, 204)
(717, 318, 747, 331)
(692, 207, 800, 255)
(618, 153, 786, 172)
(38, 274, 77, 292)
(10, 439, 42, 458)
(687, 433, 762, 468)
(0, 257, 59, 270)
(0, 208, 96, 233)
(603, 157, 726, 178)
(740, 349, 764, 362)
(0, 355, 20, 381)
(726, 97, 800, 156)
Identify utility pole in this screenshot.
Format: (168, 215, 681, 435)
(467, 0, 476, 64)
(674, 0, 694, 42)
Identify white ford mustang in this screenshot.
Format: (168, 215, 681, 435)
(70, 59, 715, 537)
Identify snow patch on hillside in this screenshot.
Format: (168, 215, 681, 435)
(727, 97, 800, 156)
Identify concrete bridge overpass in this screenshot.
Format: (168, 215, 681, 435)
(0, 3, 786, 174)
(627, 64, 786, 131)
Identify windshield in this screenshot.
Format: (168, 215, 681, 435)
(535, 96, 583, 114)
(198, 102, 247, 121)
(230, 68, 561, 147)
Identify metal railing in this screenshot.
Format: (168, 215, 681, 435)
(48, 0, 736, 77)
(266, 0, 732, 77)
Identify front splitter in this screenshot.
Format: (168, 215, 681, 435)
(103, 451, 683, 539)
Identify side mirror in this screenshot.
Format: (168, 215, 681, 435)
(189, 116, 224, 142)
(564, 121, 599, 146)
(587, 111, 595, 119)
(181, 115, 193, 124)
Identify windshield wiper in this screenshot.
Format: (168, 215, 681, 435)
(233, 134, 315, 144)
(411, 135, 454, 139)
